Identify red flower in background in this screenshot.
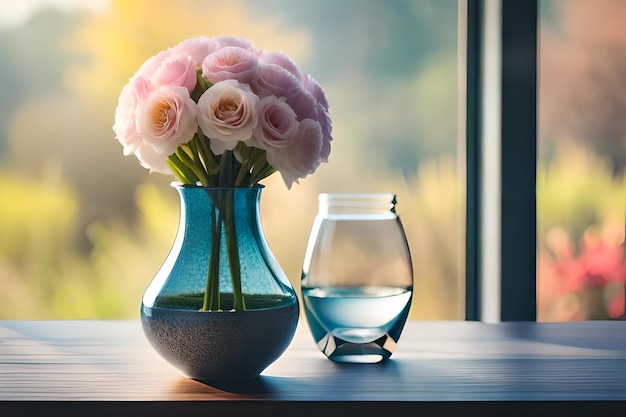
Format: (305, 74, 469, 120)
(539, 220, 626, 321)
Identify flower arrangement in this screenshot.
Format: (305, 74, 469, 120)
(113, 35, 332, 189)
(113, 35, 332, 311)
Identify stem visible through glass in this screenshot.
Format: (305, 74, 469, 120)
(201, 199, 223, 311)
(200, 189, 246, 312)
(225, 189, 245, 311)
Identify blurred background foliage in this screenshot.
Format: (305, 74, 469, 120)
(0, 0, 462, 320)
(538, 0, 626, 320)
(0, 0, 624, 320)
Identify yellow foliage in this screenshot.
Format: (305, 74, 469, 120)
(64, 0, 312, 99)
(0, 157, 466, 320)
(538, 142, 626, 246)
(0, 167, 78, 261)
(393, 158, 465, 320)
(83, 183, 179, 318)
(0, 168, 79, 318)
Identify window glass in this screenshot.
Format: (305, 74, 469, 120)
(538, 0, 626, 321)
(0, 0, 461, 319)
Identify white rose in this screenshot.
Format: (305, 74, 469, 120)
(134, 143, 170, 174)
(196, 79, 259, 155)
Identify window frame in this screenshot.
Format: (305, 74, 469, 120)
(463, 0, 538, 322)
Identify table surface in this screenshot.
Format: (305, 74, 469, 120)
(2, 320, 626, 415)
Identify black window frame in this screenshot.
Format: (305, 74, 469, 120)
(464, 0, 538, 321)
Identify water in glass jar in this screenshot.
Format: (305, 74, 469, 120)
(302, 285, 412, 363)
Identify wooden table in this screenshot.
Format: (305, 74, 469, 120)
(1, 320, 626, 416)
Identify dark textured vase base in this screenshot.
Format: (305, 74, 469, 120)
(140, 301, 299, 381)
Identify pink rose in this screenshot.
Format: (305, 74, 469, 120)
(151, 53, 197, 92)
(267, 118, 323, 189)
(113, 76, 151, 156)
(136, 85, 198, 156)
(201, 46, 259, 85)
(137, 37, 211, 78)
(197, 79, 259, 155)
(252, 95, 299, 149)
(135, 52, 168, 81)
(133, 38, 211, 93)
(170, 36, 214, 67)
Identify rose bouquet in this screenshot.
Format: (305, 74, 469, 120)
(113, 36, 332, 311)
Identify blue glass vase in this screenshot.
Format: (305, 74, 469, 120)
(140, 184, 299, 381)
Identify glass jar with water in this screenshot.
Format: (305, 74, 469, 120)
(301, 193, 413, 363)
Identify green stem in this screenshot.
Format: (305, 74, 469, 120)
(196, 68, 212, 91)
(175, 147, 210, 185)
(185, 140, 203, 171)
(219, 151, 237, 187)
(201, 197, 223, 311)
(224, 189, 245, 311)
(167, 154, 199, 184)
(191, 68, 212, 102)
(199, 189, 245, 312)
(235, 160, 251, 187)
(250, 163, 276, 185)
(246, 149, 276, 184)
(233, 144, 253, 186)
(195, 132, 219, 176)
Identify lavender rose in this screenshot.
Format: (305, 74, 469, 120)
(252, 95, 299, 150)
(258, 50, 303, 81)
(302, 73, 333, 161)
(254, 63, 302, 101)
(267, 118, 324, 189)
(254, 63, 319, 125)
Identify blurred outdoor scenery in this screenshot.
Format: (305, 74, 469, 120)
(0, 0, 624, 321)
(538, 0, 626, 320)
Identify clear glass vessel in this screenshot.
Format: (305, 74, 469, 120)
(301, 193, 413, 363)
